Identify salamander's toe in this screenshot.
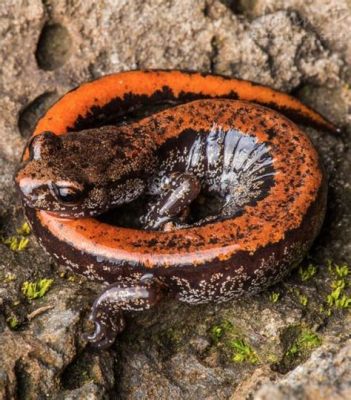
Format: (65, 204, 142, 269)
(84, 311, 125, 349)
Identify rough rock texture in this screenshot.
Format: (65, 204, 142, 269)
(255, 339, 351, 399)
(0, 0, 350, 399)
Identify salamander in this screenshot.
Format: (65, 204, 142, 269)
(15, 70, 338, 349)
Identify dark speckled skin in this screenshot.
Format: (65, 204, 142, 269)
(15, 70, 334, 349)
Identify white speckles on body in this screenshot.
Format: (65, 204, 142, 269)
(83, 263, 106, 281)
(170, 241, 306, 304)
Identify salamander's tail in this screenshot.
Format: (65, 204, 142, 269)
(33, 69, 341, 141)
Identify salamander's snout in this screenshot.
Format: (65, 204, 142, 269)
(15, 170, 43, 208)
(15, 131, 62, 206)
(14, 163, 40, 209)
(15, 132, 88, 215)
(14, 165, 53, 211)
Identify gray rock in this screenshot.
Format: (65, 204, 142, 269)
(255, 337, 351, 400)
(0, 0, 350, 399)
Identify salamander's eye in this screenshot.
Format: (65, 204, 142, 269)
(51, 182, 85, 204)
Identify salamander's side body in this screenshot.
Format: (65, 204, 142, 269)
(18, 70, 333, 348)
(25, 179, 326, 303)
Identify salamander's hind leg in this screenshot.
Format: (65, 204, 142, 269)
(142, 172, 201, 230)
(85, 274, 164, 349)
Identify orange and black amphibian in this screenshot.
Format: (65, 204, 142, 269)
(17, 70, 334, 349)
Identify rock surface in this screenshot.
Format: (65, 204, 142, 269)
(0, 0, 350, 399)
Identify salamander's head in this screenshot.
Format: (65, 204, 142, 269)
(15, 127, 155, 218)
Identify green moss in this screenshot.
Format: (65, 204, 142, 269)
(327, 286, 351, 309)
(21, 278, 54, 300)
(285, 342, 299, 358)
(6, 315, 20, 330)
(210, 320, 234, 344)
(325, 261, 351, 311)
(327, 260, 349, 278)
(16, 222, 31, 236)
(58, 270, 79, 283)
(230, 338, 259, 364)
(2, 236, 29, 251)
(299, 294, 308, 306)
(274, 326, 322, 374)
(286, 329, 321, 359)
(211, 325, 224, 342)
(334, 295, 351, 308)
(3, 272, 17, 283)
(1, 222, 31, 251)
(209, 320, 258, 364)
(299, 330, 321, 347)
(293, 289, 308, 306)
(269, 291, 280, 303)
(299, 264, 318, 281)
(335, 265, 349, 278)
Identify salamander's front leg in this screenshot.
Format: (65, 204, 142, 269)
(143, 172, 201, 230)
(85, 274, 164, 349)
